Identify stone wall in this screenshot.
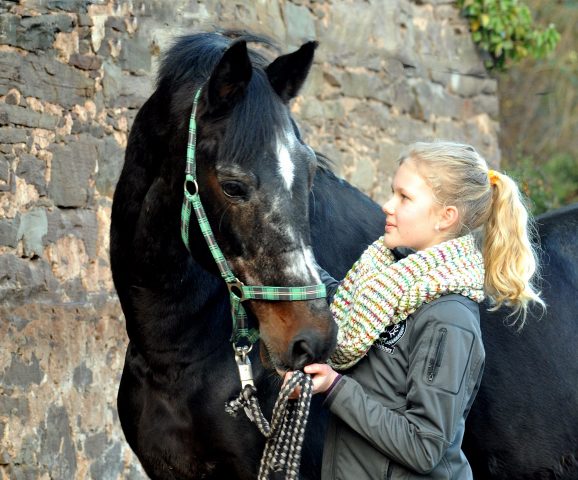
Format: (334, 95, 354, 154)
(0, 0, 500, 478)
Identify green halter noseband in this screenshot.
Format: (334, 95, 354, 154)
(180, 86, 327, 356)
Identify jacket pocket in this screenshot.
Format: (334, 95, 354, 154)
(426, 327, 447, 384)
(422, 323, 475, 395)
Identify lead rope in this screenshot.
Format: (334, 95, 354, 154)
(226, 370, 313, 480)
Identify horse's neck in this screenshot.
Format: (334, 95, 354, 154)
(310, 169, 385, 279)
(126, 259, 233, 367)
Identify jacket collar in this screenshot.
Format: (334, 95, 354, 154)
(392, 246, 416, 261)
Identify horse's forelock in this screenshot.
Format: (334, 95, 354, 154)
(219, 70, 294, 167)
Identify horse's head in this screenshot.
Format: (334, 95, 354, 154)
(168, 36, 337, 372)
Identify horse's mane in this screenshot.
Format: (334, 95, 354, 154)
(157, 32, 278, 91)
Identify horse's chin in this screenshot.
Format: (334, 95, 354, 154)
(259, 340, 287, 376)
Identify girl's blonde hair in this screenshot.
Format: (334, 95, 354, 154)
(398, 139, 544, 325)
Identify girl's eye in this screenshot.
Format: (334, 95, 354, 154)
(401, 194, 408, 200)
(221, 181, 246, 199)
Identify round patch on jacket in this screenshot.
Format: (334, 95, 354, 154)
(373, 321, 407, 354)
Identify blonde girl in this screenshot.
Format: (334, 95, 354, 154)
(286, 139, 544, 480)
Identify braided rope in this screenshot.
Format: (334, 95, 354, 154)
(226, 371, 313, 480)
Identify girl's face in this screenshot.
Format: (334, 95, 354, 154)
(382, 160, 443, 251)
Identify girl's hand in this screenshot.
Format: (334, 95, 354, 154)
(282, 364, 339, 399)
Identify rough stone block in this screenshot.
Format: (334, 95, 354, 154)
(120, 36, 151, 74)
(300, 98, 324, 126)
(16, 154, 46, 196)
(0, 14, 74, 51)
(351, 157, 375, 191)
(255, 0, 286, 41)
(115, 73, 153, 109)
(285, 3, 316, 44)
(95, 135, 124, 198)
(18, 208, 48, 257)
(0, 152, 9, 182)
(89, 441, 122, 480)
(39, 405, 77, 480)
(0, 14, 19, 46)
(105, 16, 126, 32)
(0, 126, 26, 143)
(350, 102, 392, 130)
(394, 115, 435, 144)
(44, 207, 98, 258)
(1, 352, 44, 389)
(326, 3, 375, 46)
(69, 53, 103, 71)
(0, 394, 29, 417)
(378, 143, 404, 174)
(48, 134, 98, 208)
(4, 91, 18, 105)
(78, 14, 93, 27)
(0, 102, 41, 128)
(300, 64, 323, 98)
(72, 361, 93, 396)
(473, 94, 499, 118)
(102, 60, 121, 104)
(84, 432, 107, 459)
(449, 72, 487, 98)
(0, 214, 20, 248)
(18, 53, 95, 110)
(0, 254, 59, 303)
(44, 0, 87, 13)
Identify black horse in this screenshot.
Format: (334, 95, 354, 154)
(111, 33, 578, 479)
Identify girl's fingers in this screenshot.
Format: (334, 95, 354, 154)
(304, 363, 324, 374)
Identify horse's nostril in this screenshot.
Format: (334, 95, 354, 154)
(289, 337, 315, 371)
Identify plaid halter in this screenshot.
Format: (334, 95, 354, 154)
(181, 86, 326, 347)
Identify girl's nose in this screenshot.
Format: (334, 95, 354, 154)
(382, 198, 393, 215)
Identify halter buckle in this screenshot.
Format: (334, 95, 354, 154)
(227, 278, 246, 302)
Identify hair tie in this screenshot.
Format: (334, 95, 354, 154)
(488, 170, 499, 186)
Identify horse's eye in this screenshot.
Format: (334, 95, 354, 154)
(221, 181, 246, 199)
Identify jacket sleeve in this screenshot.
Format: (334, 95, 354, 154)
(324, 300, 485, 474)
(316, 266, 341, 305)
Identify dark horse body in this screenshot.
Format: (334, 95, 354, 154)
(111, 33, 578, 479)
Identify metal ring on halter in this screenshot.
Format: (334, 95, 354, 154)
(233, 343, 253, 358)
(184, 178, 199, 196)
(227, 278, 247, 302)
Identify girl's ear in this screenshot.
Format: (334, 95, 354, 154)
(439, 205, 459, 231)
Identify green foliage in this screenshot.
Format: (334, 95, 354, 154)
(458, 0, 561, 71)
(503, 150, 578, 216)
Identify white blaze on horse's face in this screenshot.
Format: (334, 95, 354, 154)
(277, 136, 295, 192)
(283, 241, 322, 284)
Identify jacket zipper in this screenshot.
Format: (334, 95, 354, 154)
(427, 328, 447, 383)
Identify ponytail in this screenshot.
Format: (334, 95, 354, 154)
(482, 172, 545, 325)
(400, 140, 545, 326)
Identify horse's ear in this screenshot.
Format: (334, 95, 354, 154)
(266, 41, 318, 103)
(206, 40, 252, 113)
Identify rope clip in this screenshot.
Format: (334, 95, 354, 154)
(234, 344, 254, 388)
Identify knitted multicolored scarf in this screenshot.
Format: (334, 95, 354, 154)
(328, 234, 485, 370)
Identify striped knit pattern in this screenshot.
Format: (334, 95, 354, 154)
(329, 234, 485, 370)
